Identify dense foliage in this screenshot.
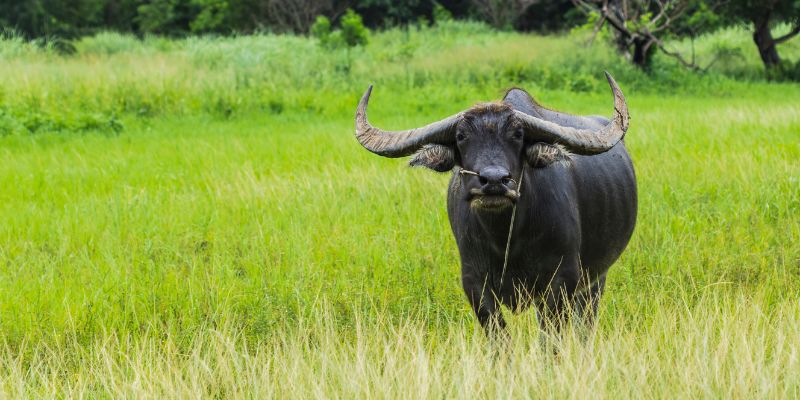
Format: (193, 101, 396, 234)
(2, 0, 799, 76)
(0, 20, 797, 137)
(723, 0, 800, 74)
(0, 0, 471, 37)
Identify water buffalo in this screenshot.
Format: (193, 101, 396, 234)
(354, 73, 637, 337)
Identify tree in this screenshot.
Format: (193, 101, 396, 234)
(311, 9, 368, 47)
(259, 0, 348, 33)
(339, 8, 369, 46)
(310, 9, 368, 72)
(724, 0, 800, 69)
(517, 0, 583, 32)
(0, 0, 108, 38)
(472, 0, 537, 29)
(356, 0, 429, 27)
(189, 0, 230, 33)
(572, 0, 724, 69)
(136, 0, 180, 34)
(432, 1, 454, 24)
(0, 0, 463, 38)
(470, 0, 537, 29)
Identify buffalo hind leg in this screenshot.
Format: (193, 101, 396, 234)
(575, 275, 606, 331)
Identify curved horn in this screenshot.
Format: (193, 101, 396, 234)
(514, 72, 630, 155)
(355, 85, 462, 158)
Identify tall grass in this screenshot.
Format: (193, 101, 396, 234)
(1, 21, 794, 136)
(668, 23, 800, 79)
(2, 295, 799, 398)
(0, 21, 798, 396)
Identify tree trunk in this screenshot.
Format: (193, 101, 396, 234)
(753, 15, 781, 68)
(631, 37, 655, 69)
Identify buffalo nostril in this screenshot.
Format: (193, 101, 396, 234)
(477, 166, 511, 186)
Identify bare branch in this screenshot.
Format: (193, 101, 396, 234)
(774, 24, 800, 45)
(654, 40, 698, 70)
(587, 14, 608, 45)
(571, 0, 599, 14)
(600, 2, 633, 38)
(471, 0, 537, 29)
(647, 32, 720, 72)
(648, 0, 669, 28)
(650, 1, 690, 33)
(263, 0, 337, 33)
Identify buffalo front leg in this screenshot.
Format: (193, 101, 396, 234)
(462, 271, 506, 339)
(536, 257, 580, 338)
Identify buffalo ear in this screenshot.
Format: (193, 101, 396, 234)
(526, 143, 572, 168)
(409, 144, 457, 172)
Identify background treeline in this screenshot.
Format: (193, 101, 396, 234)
(4, 0, 794, 38)
(0, 0, 535, 37)
(1, 0, 799, 74)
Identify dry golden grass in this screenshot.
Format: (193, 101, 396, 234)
(2, 293, 798, 399)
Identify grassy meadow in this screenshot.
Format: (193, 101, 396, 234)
(0, 21, 799, 397)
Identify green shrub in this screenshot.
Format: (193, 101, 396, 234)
(74, 32, 146, 55)
(312, 10, 368, 50)
(311, 16, 339, 49)
(0, 31, 50, 59)
(433, 2, 453, 24)
(189, 0, 230, 34)
(0, 21, 795, 135)
(311, 16, 332, 41)
(136, 0, 179, 35)
(340, 9, 369, 48)
(766, 60, 800, 82)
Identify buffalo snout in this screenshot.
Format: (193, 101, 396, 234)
(478, 166, 514, 195)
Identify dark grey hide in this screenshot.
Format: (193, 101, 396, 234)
(354, 77, 637, 337)
(448, 89, 637, 336)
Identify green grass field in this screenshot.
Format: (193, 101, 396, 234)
(1, 22, 799, 397)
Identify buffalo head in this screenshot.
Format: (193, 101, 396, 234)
(354, 72, 629, 211)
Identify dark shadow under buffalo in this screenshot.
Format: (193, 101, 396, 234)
(353, 73, 637, 338)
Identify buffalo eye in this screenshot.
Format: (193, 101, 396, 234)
(456, 132, 466, 141)
(512, 129, 523, 140)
